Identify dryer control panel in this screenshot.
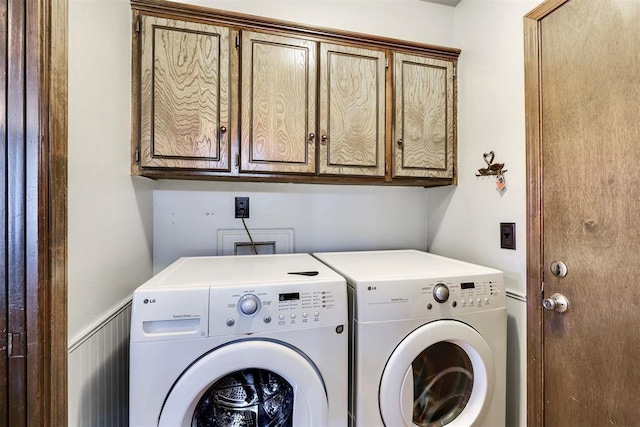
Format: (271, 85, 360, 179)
(209, 280, 347, 337)
(354, 273, 505, 323)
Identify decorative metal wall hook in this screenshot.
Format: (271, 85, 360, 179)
(476, 151, 507, 177)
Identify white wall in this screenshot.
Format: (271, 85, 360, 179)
(68, 0, 153, 341)
(152, 0, 456, 272)
(427, 1, 543, 425)
(428, 0, 540, 296)
(154, 181, 429, 271)
(184, 0, 455, 45)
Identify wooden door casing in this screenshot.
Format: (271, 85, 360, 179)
(241, 31, 317, 174)
(526, 0, 640, 425)
(318, 43, 386, 177)
(139, 15, 231, 170)
(1, 0, 68, 424)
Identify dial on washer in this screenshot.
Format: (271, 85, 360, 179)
(238, 294, 260, 316)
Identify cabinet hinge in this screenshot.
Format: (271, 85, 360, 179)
(452, 67, 456, 78)
(385, 58, 389, 70)
(235, 154, 240, 168)
(236, 34, 240, 49)
(135, 148, 140, 163)
(385, 161, 388, 174)
(8, 333, 26, 358)
(135, 17, 141, 34)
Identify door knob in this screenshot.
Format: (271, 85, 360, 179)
(542, 293, 569, 313)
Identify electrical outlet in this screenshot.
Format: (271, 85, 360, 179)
(500, 222, 516, 250)
(235, 197, 249, 218)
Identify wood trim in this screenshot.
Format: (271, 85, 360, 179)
(523, 12, 543, 427)
(523, 1, 570, 426)
(8, 0, 27, 422)
(130, 0, 461, 60)
(47, 0, 68, 423)
(24, 0, 68, 425)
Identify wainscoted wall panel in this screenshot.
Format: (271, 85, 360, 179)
(68, 302, 132, 427)
(506, 293, 527, 427)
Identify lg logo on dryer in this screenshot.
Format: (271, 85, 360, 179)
(143, 298, 156, 304)
(367, 286, 377, 291)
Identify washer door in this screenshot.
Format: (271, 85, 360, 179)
(379, 320, 495, 427)
(159, 340, 328, 427)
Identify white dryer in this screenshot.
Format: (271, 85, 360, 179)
(313, 250, 506, 427)
(130, 253, 348, 427)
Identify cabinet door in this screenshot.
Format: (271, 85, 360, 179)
(319, 43, 386, 177)
(393, 53, 454, 178)
(139, 16, 230, 170)
(241, 31, 317, 174)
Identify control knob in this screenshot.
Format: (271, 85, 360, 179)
(238, 294, 260, 316)
(433, 283, 450, 303)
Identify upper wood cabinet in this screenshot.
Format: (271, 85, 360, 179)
(241, 31, 317, 174)
(393, 52, 455, 179)
(131, 0, 460, 186)
(239, 34, 386, 177)
(319, 43, 386, 177)
(138, 15, 231, 170)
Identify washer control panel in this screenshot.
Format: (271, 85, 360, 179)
(209, 281, 346, 337)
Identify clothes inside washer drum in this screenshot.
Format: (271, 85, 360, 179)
(192, 369, 294, 427)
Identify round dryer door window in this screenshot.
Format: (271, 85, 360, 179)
(159, 340, 329, 427)
(379, 320, 495, 427)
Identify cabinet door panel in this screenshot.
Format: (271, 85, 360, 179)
(140, 16, 230, 169)
(393, 53, 454, 178)
(241, 31, 316, 173)
(319, 44, 385, 176)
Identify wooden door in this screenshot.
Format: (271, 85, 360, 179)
(526, 0, 640, 425)
(241, 31, 317, 174)
(318, 43, 386, 177)
(393, 52, 454, 179)
(138, 15, 231, 170)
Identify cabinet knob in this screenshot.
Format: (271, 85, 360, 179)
(321, 134, 328, 144)
(397, 139, 403, 147)
(308, 133, 315, 141)
(220, 125, 227, 133)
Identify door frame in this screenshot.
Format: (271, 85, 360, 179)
(22, 0, 68, 424)
(524, 1, 570, 426)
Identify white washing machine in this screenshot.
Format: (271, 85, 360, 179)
(130, 253, 348, 427)
(313, 250, 506, 427)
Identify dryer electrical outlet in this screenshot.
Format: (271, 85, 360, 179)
(500, 222, 516, 250)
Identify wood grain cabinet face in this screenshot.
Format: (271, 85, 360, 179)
(240, 31, 317, 174)
(393, 52, 454, 178)
(139, 16, 231, 170)
(319, 43, 386, 177)
(132, 1, 459, 185)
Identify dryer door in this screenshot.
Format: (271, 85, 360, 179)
(159, 340, 328, 427)
(379, 320, 494, 427)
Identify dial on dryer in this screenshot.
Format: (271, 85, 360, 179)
(433, 283, 450, 303)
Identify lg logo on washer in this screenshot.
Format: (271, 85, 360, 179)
(143, 298, 156, 304)
(367, 286, 377, 291)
